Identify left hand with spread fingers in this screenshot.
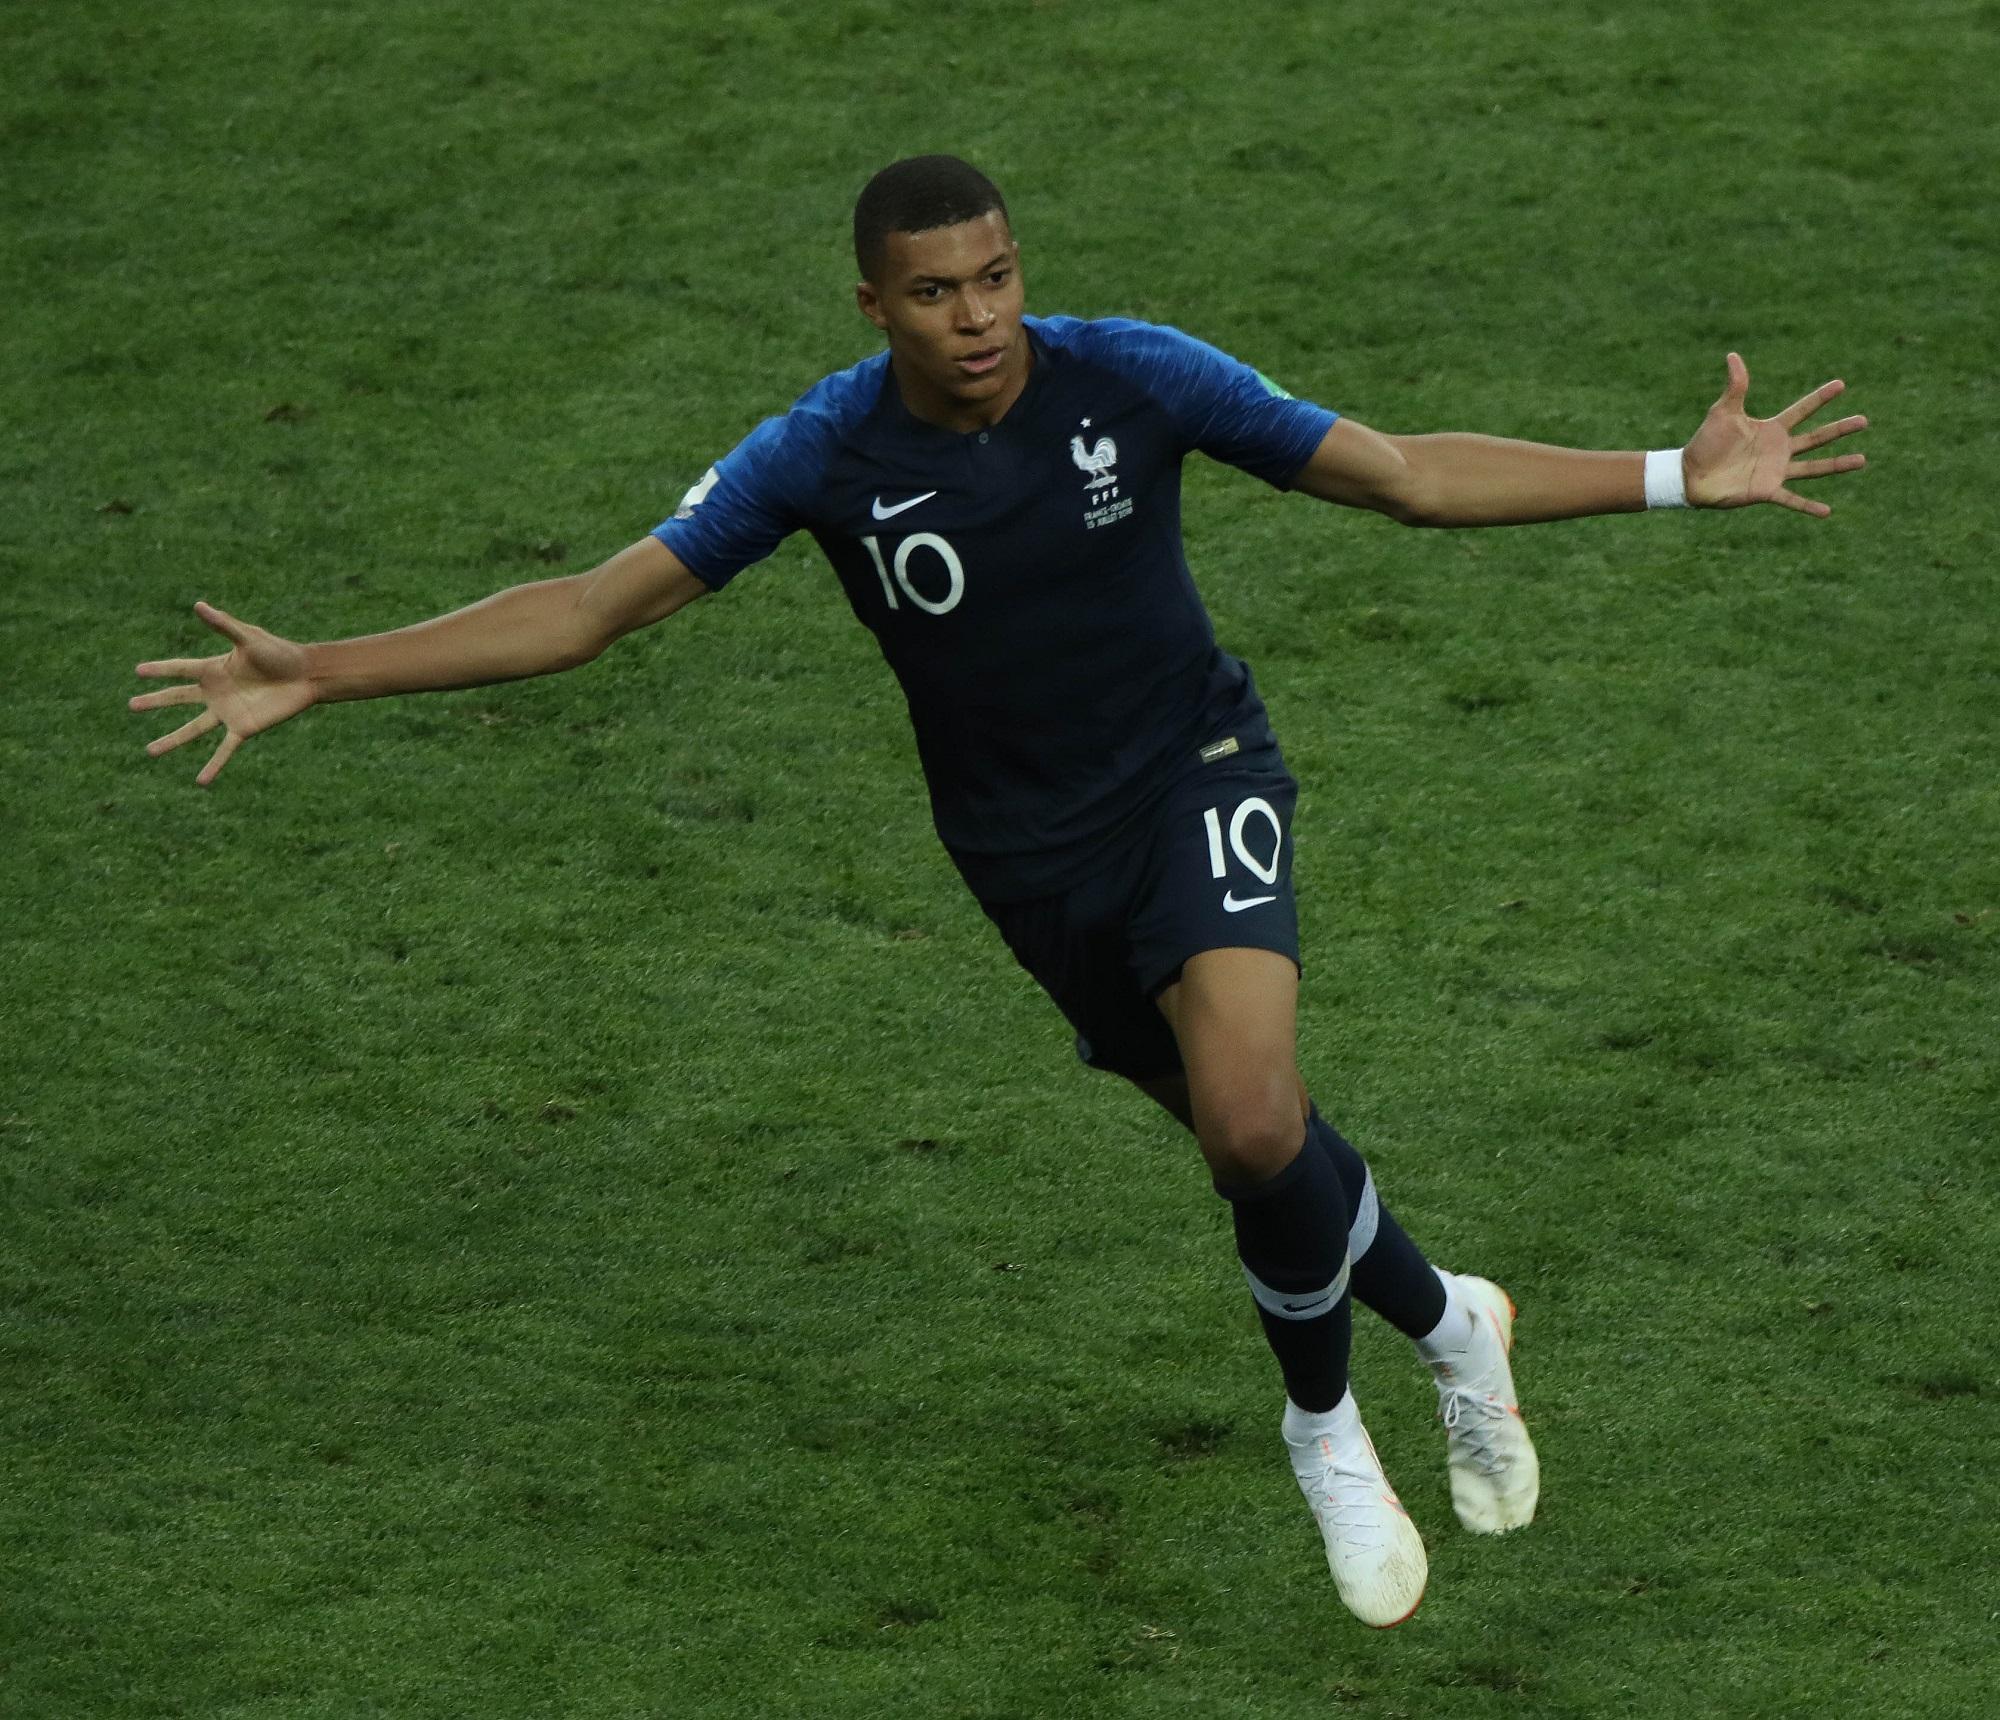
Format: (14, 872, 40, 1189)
(1683, 351, 1868, 517)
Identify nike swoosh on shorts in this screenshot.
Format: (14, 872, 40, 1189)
(871, 491, 938, 520)
(1224, 892, 1277, 912)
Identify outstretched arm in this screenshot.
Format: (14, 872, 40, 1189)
(1294, 353, 1867, 527)
(130, 535, 709, 784)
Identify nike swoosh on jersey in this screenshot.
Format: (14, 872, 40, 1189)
(1223, 892, 1278, 912)
(871, 490, 939, 520)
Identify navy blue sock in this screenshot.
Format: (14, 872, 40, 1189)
(1219, 1126, 1353, 1413)
(1307, 1108, 1447, 1342)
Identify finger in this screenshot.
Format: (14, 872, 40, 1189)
(194, 600, 250, 645)
(134, 657, 210, 679)
(1770, 486, 1832, 519)
(146, 710, 220, 757)
(128, 683, 206, 713)
(196, 730, 244, 786)
(1786, 454, 1867, 481)
(1790, 414, 1868, 453)
(1723, 351, 1750, 406)
(1777, 378, 1845, 431)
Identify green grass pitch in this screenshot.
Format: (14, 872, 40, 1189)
(4, 2, 1996, 1715)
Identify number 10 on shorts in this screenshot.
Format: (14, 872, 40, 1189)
(1202, 796, 1283, 886)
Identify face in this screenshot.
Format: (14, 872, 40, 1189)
(855, 210, 1028, 432)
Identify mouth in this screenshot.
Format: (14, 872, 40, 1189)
(956, 343, 1007, 377)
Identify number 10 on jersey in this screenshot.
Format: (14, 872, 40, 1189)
(862, 533, 966, 616)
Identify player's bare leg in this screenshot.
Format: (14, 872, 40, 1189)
(1152, 948, 1306, 1188)
(1155, 947, 1427, 1626)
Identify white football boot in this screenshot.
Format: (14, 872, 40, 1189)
(1429, 1274, 1540, 1534)
(1282, 1395, 1428, 1628)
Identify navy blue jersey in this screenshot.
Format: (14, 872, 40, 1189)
(653, 315, 1337, 901)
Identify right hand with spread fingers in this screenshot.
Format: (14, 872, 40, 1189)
(130, 601, 316, 786)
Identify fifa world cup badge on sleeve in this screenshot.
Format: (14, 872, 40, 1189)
(674, 466, 720, 520)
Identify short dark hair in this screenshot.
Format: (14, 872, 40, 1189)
(853, 155, 1009, 281)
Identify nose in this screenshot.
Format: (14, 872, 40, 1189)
(956, 286, 996, 331)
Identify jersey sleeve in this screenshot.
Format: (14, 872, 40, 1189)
(651, 415, 801, 590)
(1060, 316, 1339, 489)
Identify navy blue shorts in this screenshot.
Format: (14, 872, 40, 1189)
(980, 740, 1301, 1080)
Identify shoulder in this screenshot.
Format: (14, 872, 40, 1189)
(789, 348, 892, 434)
(1030, 312, 1211, 371)
(736, 350, 892, 487)
(1029, 314, 1271, 410)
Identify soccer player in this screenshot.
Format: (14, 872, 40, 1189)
(130, 155, 1867, 1628)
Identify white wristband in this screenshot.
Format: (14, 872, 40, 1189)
(1644, 447, 1689, 510)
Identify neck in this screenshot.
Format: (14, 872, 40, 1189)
(890, 340, 1033, 433)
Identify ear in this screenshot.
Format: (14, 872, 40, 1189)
(855, 279, 888, 332)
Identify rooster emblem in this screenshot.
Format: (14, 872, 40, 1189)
(1069, 432, 1119, 491)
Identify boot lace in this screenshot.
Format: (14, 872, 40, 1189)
(1299, 1444, 1398, 1551)
(1438, 1387, 1512, 1477)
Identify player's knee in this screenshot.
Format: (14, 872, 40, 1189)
(1196, 1091, 1306, 1188)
